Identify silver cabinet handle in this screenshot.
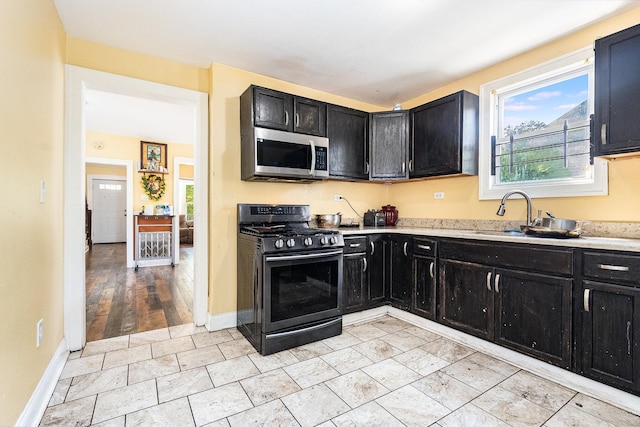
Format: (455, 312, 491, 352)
(417, 244, 431, 251)
(349, 243, 362, 248)
(401, 161, 406, 174)
(409, 159, 413, 172)
(486, 272, 492, 291)
(494, 273, 500, 293)
(429, 261, 434, 279)
(627, 321, 632, 356)
(295, 112, 300, 127)
(365, 161, 369, 174)
(597, 264, 629, 272)
(363, 258, 368, 272)
(583, 288, 590, 312)
(285, 111, 289, 126)
(370, 241, 374, 255)
(403, 241, 408, 256)
(601, 123, 607, 145)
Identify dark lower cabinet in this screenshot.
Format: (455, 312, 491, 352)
(343, 252, 367, 313)
(342, 236, 368, 314)
(579, 249, 640, 394)
(439, 259, 494, 341)
(412, 238, 437, 320)
(495, 269, 572, 369)
(368, 234, 386, 305)
(580, 280, 640, 393)
(439, 240, 574, 368)
(388, 235, 412, 309)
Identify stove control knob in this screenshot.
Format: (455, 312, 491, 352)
(304, 237, 313, 247)
(274, 239, 284, 249)
(286, 238, 296, 248)
(319, 236, 328, 245)
(329, 236, 338, 245)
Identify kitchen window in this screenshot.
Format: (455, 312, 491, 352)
(478, 47, 608, 200)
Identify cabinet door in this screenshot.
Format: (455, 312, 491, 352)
(294, 97, 327, 136)
(410, 92, 461, 177)
(327, 105, 369, 180)
(388, 235, 412, 309)
(581, 280, 640, 392)
(343, 252, 367, 313)
(439, 259, 494, 341)
(369, 111, 409, 180)
(368, 235, 386, 305)
(494, 269, 572, 368)
(413, 255, 436, 320)
(253, 87, 294, 131)
(594, 23, 640, 156)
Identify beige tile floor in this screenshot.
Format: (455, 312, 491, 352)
(40, 316, 640, 426)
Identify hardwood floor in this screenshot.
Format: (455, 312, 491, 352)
(85, 242, 194, 342)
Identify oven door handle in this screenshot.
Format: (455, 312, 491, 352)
(265, 250, 343, 262)
(267, 317, 342, 339)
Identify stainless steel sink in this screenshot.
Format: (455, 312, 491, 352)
(470, 230, 526, 237)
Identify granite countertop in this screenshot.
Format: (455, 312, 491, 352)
(337, 225, 640, 253)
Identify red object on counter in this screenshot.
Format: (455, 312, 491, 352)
(381, 205, 399, 226)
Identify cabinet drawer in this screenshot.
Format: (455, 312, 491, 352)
(137, 215, 173, 225)
(343, 236, 367, 254)
(440, 240, 573, 276)
(413, 238, 436, 256)
(582, 251, 640, 284)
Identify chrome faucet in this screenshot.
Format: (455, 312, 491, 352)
(496, 190, 533, 226)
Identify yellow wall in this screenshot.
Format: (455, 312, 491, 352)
(392, 7, 640, 223)
(208, 63, 390, 314)
(0, 0, 66, 424)
(85, 131, 194, 212)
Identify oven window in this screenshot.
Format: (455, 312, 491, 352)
(269, 258, 339, 322)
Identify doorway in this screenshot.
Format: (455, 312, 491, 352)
(64, 66, 209, 351)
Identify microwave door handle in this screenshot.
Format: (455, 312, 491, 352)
(309, 140, 316, 175)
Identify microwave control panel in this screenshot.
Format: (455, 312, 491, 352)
(315, 146, 328, 171)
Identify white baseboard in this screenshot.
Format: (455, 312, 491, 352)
(206, 310, 237, 331)
(384, 307, 640, 417)
(16, 339, 69, 427)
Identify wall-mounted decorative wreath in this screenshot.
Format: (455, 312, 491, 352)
(141, 174, 166, 201)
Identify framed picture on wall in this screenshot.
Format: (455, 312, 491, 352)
(140, 141, 168, 172)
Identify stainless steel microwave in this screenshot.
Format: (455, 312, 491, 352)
(241, 127, 329, 182)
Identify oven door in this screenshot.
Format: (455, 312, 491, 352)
(263, 249, 343, 332)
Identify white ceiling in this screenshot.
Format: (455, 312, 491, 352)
(55, 0, 638, 143)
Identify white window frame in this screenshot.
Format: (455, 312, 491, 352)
(479, 46, 608, 200)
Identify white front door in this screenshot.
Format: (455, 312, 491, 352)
(92, 178, 127, 243)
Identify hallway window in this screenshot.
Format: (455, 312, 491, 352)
(180, 179, 194, 221)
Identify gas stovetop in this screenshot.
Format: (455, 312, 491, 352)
(238, 204, 343, 253)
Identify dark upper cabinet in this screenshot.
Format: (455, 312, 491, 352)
(327, 105, 369, 180)
(295, 97, 327, 136)
(248, 85, 327, 136)
(594, 23, 640, 157)
(369, 111, 410, 180)
(410, 91, 479, 178)
(252, 86, 294, 132)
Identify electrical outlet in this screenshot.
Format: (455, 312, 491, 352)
(434, 192, 445, 199)
(36, 319, 43, 347)
(333, 194, 343, 201)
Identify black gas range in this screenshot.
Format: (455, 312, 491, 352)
(237, 204, 344, 355)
